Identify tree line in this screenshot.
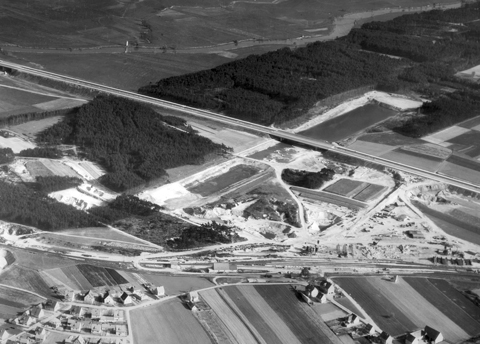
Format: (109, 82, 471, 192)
(37, 96, 228, 192)
(281, 168, 335, 189)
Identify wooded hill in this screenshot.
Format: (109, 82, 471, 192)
(37, 96, 228, 191)
(139, 3, 480, 136)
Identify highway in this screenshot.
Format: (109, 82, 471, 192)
(2, 59, 480, 194)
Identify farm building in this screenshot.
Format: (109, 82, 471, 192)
(424, 326, 443, 343)
(210, 262, 238, 272)
(318, 281, 335, 294)
(150, 286, 165, 296)
(405, 330, 423, 344)
(317, 293, 327, 303)
(346, 313, 361, 325)
(187, 291, 200, 303)
(305, 285, 319, 298)
(120, 292, 133, 305)
(379, 331, 393, 344)
(83, 291, 96, 304)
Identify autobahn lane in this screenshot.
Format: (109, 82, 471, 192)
(2, 59, 480, 193)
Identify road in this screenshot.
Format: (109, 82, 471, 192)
(1, 59, 480, 195)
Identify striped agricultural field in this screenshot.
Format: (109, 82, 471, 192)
(201, 288, 259, 344)
(226, 285, 302, 344)
(365, 277, 470, 343)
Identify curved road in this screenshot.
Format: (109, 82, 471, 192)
(1, 59, 480, 195)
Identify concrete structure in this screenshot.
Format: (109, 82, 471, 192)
(424, 326, 443, 343)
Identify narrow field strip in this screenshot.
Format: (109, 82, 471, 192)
(201, 288, 259, 344)
(365, 277, 469, 343)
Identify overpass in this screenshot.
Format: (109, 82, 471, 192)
(2, 59, 480, 194)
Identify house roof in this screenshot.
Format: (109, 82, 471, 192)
(120, 292, 131, 301)
(379, 331, 392, 340)
(425, 326, 442, 340)
(405, 334, 418, 343)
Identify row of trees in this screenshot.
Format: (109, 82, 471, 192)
(281, 168, 335, 189)
(37, 96, 228, 191)
(18, 147, 63, 159)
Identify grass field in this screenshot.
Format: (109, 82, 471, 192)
(9, 116, 64, 138)
(0, 285, 45, 319)
(353, 184, 387, 202)
(224, 286, 300, 344)
(254, 285, 342, 344)
(292, 187, 367, 210)
(404, 278, 480, 337)
(459, 115, 480, 129)
(0, 86, 57, 114)
(380, 149, 444, 172)
(187, 164, 261, 196)
(323, 179, 368, 198)
(25, 161, 55, 177)
(358, 132, 423, 146)
(131, 298, 211, 344)
(312, 303, 347, 322)
(347, 140, 396, 156)
(45, 264, 128, 291)
(201, 288, 258, 344)
(423, 126, 470, 144)
(438, 161, 480, 186)
(335, 277, 416, 336)
(0, 266, 52, 297)
(57, 227, 148, 245)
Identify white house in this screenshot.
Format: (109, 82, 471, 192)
(120, 292, 133, 305)
(151, 286, 165, 297)
(102, 292, 115, 306)
(187, 291, 199, 303)
(379, 331, 393, 344)
(346, 313, 361, 325)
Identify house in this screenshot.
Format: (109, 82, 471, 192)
(102, 292, 115, 306)
(67, 319, 83, 332)
(364, 324, 376, 335)
(65, 290, 77, 302)
(405, 330, 423, 344)
(299, 292, 314, 305)
(47, 317, 62, 329)
(379, 331, 393, 344)
(66, 335, 87, 344)
(424, 326, 444, 343)
(44, 299, 63, 312)
(187, 291, 199, 303)
(304, 285, 319, 298)
(150, 286, 165, 297)
(30, 305, 45, 319)
(346, 313, 361, 325)
(115, 324, 128, 336)
(317, 293, 328, 303)
(24, 316, 37, 327)
(83, 291, 96, 304)
(120, 292, 133, 305)
(318, 281, 335, 295)
(1, 328, 22, 342)
(91, 322, 102, 335)
(69, 306, 83, 317)
(34, 327, 46, 338)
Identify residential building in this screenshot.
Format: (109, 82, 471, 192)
(318, 281, 335, 295)
(424, 326, 444, 343)
(187, 291, 199, 303)
(91, 322, 102, 335)
(150, 286, 165, 297)
(83, 291, 96, 304)
(103, 292, 115, 306)
(346, 313, 361, 325)
(120, 292, 133, 305)
(379, 331, 393, 344)
(115, 324, 128, 336)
